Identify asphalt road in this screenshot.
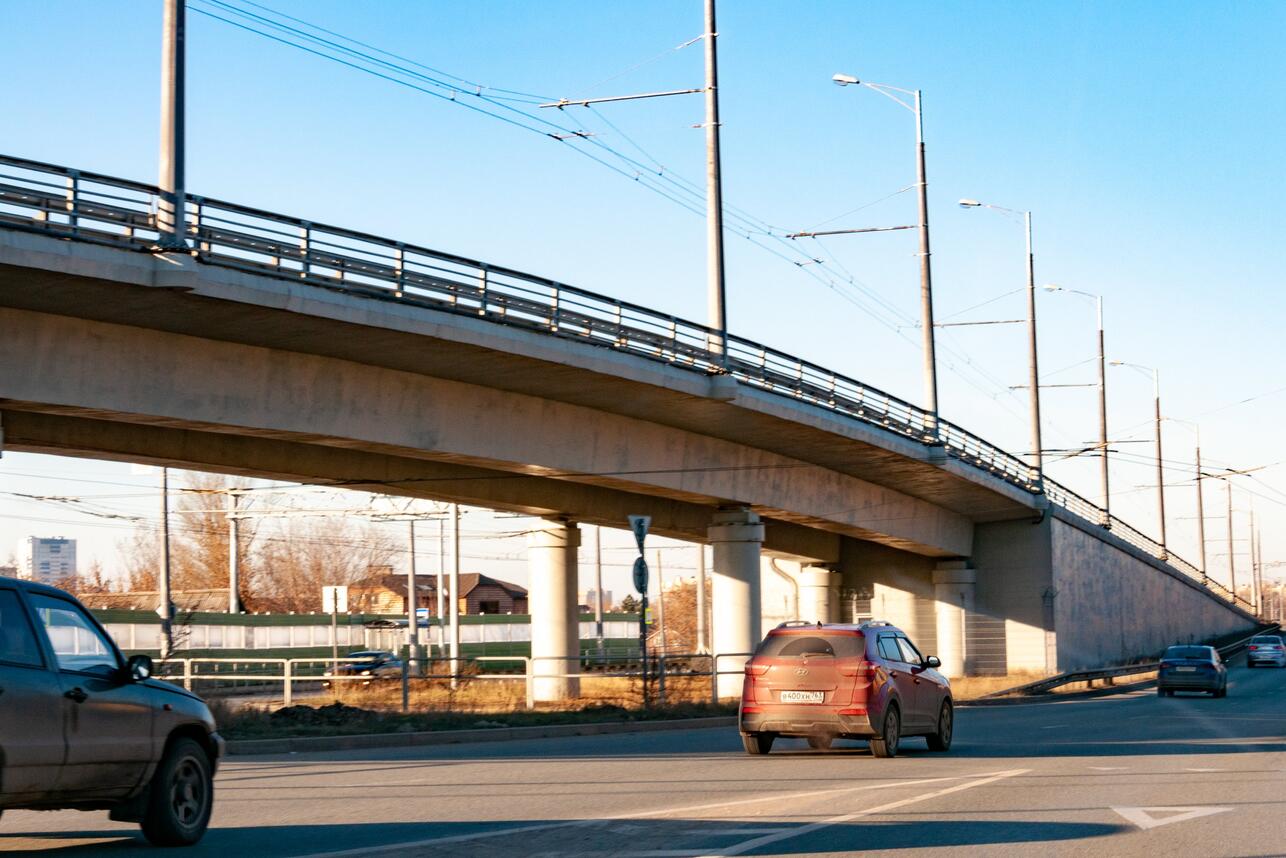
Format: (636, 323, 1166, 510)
(4, 658, 1284, 857)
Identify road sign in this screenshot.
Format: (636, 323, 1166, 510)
(628, 515, 651, 551)
(322, 585, 348, 613)
(632, 556, 649, 595)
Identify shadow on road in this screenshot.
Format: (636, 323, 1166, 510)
(0, 817, 1127, 856)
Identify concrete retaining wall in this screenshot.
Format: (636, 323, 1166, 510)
(1050, 515, 1256, 670)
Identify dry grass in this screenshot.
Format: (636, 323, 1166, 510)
(948, 672, 1053, 700)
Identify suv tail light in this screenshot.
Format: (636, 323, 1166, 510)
(744, 661, 770, 677)
(836, 658, 873, 677)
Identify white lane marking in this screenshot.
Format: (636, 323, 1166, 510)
(694, 769, 1030, 858)
(1112, 806, 1232, 830)
(292, 773, 962, 857)
(1183, 767, 1225, 772)
(681, 828, 790, 835)
(1089, 766, 1127, 771)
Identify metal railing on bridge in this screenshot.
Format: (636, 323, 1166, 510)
(0, 154, 1252, 612)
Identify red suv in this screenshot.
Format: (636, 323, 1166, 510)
(739, 621, 952, 758)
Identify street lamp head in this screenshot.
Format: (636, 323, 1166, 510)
(958, 199, 982, 208)
(1042, 284, 1062, 292)
(1109, 360, 1126, 367)
(832, 73, 860, 86)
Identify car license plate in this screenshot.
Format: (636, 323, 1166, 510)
(1176, 666, 1196, 673)
(780, 690, 824, 703)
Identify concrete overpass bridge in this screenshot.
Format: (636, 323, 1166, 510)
(0, 154, 1256, 697)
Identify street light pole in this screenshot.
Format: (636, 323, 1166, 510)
(1151, 368, 1166, 559)
(227, 490, 240, 614)
(158, 0, 186, 248)
(158, 467, 173, 659)
(1226, 479, 1236, 600)
(833, 74, 938, 436)
(704, 0, 728, 365)
(1044, 286, 1109, 520)
(960, 200, 1041, 482)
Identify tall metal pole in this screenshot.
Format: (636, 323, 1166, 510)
(158, 467, 173, 658)
(1249, 510, 1259, 613)
(594, 526, 604, 656)
(449, 503, 461, 685)
(913, 90, 939, 437)
(1152, 370, 1167, 559)
(407, 520, 419, 657)
(1194, 435, 1207, 577)
(1226, 480, 1236, 601)
(436, 517, 445, 622)
(703, 0, 728, 365)
(158, 0, 186, 248)
(1024, 212, 1043, 483)
(227, 490, 240, 613)
(696, 544, 707, 654)
(1094, 297, 1110, 523)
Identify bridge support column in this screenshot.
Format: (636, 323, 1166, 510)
(709, 508, 764, 699)
(932, 562, 976, 678)
(528, 520, 580, 702)
(799, 565, 841, 624)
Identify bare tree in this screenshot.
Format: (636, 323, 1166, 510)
(251, 516, 397, 613)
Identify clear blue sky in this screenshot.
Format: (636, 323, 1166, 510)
(2, 1, 1283, 594)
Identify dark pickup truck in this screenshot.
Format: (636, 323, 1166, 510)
(0, 576, 223, 845)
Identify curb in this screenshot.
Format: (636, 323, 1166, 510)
(226, 715, 738, 755)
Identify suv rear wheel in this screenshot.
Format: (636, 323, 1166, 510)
(741, 732, 775, 755)
(141, 738, 214, 846)
(926, 700, 953, 752)
(869, 704, 900, 758)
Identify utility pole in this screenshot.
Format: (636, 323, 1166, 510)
(449, 503, 461, 686)
(1194, 436, 1207, 577)
(407, 519, 419, 674)
(158, 0, 186, 248)
(158, 467, 173, 658)
(1024, 211, 1043, 483)
(227, 490, 240, 613)
(655, 550, 667, 653)
(594, 526, 604, 656)
(704, 0, 728, 364)
(436, 516, 445, 633)
(1226, 480, 1236, 602)
(1093, 297, 1109, 523)
(1249, 510, 1258, 614)
(1152, 369, 1166, 559)
(913, 90, 939, 435)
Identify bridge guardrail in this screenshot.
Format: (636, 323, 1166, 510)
(0, 153, 1252, 611)
(980, 624, 1280, 698)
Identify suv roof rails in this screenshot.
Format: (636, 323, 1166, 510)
(774, 620, 824, 629)
(859, 620, 893, 628)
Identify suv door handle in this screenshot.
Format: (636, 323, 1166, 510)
(64, 687, 88, 703)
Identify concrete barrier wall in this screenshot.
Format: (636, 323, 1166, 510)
(1050, 515, 1255, 670)
(972, 519, 1054, 674)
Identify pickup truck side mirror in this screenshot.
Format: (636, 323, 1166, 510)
(925, 655, 941, 668)
(127, 653, 154, 681)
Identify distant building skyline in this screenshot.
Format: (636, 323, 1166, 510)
(19, 536, 78, 584)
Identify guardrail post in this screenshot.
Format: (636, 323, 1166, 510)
(524, 656, 534, 710)
(299, 223, 311, 279)
(182, 658, 192, 691)
(64, 172, 79, 234)
(283, 659, 293, 707)
(478, 268, 489, 315)
(550, 286, 560, 331)
(393, 243, 405, 297)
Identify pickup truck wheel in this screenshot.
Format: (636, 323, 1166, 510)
(140, 738, 214, 846)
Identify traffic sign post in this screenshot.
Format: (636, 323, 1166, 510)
(628, 515, 651, 706)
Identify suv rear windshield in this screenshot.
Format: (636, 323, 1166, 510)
(755, 632, 864, 658)
(1164, 646, 1213, 660)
